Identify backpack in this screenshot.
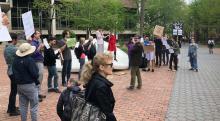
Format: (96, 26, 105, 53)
(74, 47, 81, 59)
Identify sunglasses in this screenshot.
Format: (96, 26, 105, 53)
(105, 63, 113, 68)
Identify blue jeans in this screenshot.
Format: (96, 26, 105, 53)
(47, 66, 58, 89)
(62, 60, 72, 84)
(78, 58, 85, 80)
(17, 83, 38, 121)
(189, 55, 198, 69)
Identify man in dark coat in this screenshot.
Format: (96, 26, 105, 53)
(127, 36, 144, 90)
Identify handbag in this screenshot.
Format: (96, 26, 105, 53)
(71, 96, 106, 121)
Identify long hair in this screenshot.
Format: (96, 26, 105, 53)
(79, 52, 113, 84)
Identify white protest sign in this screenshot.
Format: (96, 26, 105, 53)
(0, 26, 12, 42)
(0, 7, 12, 42)
(22, 11, 35, 40)
(43, 38, 50, 49)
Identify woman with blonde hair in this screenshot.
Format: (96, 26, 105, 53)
(80, 53, 116, 121)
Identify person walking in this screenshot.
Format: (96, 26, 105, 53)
(4, 33, 20, 116)
(208, 39, 215, 54)
(43, 37, 61, 93)
(127, 36, 144, 90)
(80, 53, 116, 121)
(12, 43, 39, 121)
(188, 38, 198, 72)
(30, 30, 46, 102)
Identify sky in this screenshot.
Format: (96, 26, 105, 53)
(185, 0, 193, 4)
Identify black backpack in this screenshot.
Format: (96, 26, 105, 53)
(74, 47, 81, 59)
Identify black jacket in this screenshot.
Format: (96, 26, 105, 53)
(130, 42, 144, 66)
(85, 73, 116, 121)
(12, 55, 39, 85)
(57, 86, 81, 121)
(154, 38, 163, 52)
(44, 47, 60, 66)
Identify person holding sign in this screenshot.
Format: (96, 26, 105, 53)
(59, 30, 72, 86)
(154, 36, 163, 67)
(168, 38, 180, 71)
(44, 37, 62, 93)
(30, 30, 46, 102)
(144, 37, 155, 72)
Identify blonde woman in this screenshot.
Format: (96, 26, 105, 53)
(80, 53, 116, 121)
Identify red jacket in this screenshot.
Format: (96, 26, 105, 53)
(108, 34, 116, 51)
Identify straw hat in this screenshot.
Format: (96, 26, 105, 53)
(16, 43, 36, 57)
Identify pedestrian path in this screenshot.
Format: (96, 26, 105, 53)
(165, 45, 220, 121)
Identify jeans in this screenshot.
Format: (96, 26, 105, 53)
(78, 58, 85, 80)
(169, 53, 178, 70)
(189, 55, 198, 69)
(17, 83, 38, 121)
(36, 62, 44, 94)
(47, 66, 58, 89)
(7, 74, 18, 112)
(62, 60, 72, 84)
(130, 66, 142, 87)
(162, 49, 169, 65)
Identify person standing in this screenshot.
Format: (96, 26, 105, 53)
(208, 39, 215, 54)
(96, 29, 104, 53)
(30, 30, 45, 102)
(77, 37, 86, 80)
(4, 33, 20, 116)
(60, 30, 72, 86)
(188, 38, 198, 72)
(12, 43, 39, 121)
(161, 35, 170, 65)
(145, 39, 155, 72)
(84, 36, 96, 61)
(169, 38, 180, 71)
(108, 32, 117, 61)
(154, 36, 163, 67)
(127, 36, 144, 90)
(43, 37, 61, 93)
(80, 53, 116, 121)
(127, 38, 134, 69)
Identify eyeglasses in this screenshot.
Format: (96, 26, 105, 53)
(104, 63, 113, 68)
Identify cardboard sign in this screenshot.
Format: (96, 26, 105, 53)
(0, 26, 12, 42)
(153, 25, 164, 37)
(142, 44, 155, 53)
(22, 11, 35, 40)
(66, 38, 76, 48)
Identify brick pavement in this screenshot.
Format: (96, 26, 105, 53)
(165, 45, 220, 121)
(0, 44, 175, 121)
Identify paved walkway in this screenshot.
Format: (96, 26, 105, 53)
(165, 45, 220, 121)
(0, 44, 175, 121)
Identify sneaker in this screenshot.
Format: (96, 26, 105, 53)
(39, 98, 43, 102)
(172, 70, 177, 72)
(127, 86, 134, 90)
(39, 94, 46, 98)
(9, 110, 20, 116)
(194, 69, 198, 72)
(137, 86, 142, 89)
(54, 89, 61, 93)
(189, 68, 194, 70)
(168, 69, 172, 71)
(142, 68, 147, 71)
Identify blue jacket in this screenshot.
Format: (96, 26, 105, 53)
(12, 55, 39, 85)
(31, 40, 44, 62)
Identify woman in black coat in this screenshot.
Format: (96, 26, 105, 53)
(80, 53, 116, 121)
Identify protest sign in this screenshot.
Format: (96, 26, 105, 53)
(22, 11, 35, 40)
(153, 25, 164, 37)
(0, 7, 12, 42)
(66, 38, 76, 48)
(43, 38, 50, 49)
(142, 43, 155, 53)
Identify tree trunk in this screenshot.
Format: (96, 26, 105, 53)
(140, 0, 146, 37)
